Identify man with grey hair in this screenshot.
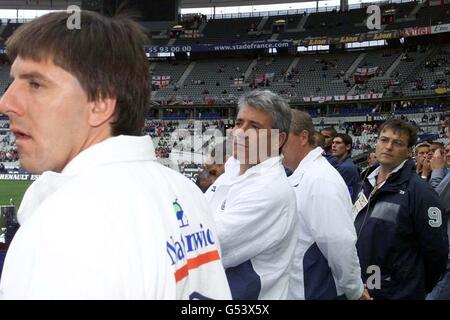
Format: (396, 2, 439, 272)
(205, 90, 298, 299)
(282, 109, 371, 300)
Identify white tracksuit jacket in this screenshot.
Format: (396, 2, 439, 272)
(205, 156, 298, 300)
(287, 147, 364, 300)
(0, 135, 231, 300)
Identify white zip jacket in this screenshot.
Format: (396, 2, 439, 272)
(0, 135, 231, 300)
(205, 156, 298, 300)
(287, 147, 364, 300)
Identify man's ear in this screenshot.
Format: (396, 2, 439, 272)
(300, 130, 310, 146)
(279, 131, 288, 148)
(88, 97, 116, 127)
(346, 144, 351, 152)
(407, 147, 413, 158)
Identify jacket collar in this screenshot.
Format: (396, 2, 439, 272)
(365, 158, 416, 190)
(221, 155, 282, 185)
(18, 135, 157, 224)
(291, 147, 324, 177)
(336, 154, 352, 165)
(62, 135, 157, 176)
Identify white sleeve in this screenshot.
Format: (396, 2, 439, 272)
(303, 179, 364, 300)
(212, 181, 294, 268)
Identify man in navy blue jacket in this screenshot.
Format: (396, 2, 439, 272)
(354, 119, 448, 300)
(332, 133, 361, 202)
(320, 127, 338, 166)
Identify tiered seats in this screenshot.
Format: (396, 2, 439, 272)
(248, 56, 294, 83)
(303, 8, 367, 37)
(288, 52, 360, 99)
(401, 46, 450, 96)
(156, 58, 252, 102)
(263, 14, 304, 31)
(177, 17, 264, 45)
(0, 22, 21, 46)
(0, 65, 10, 94)
(151, 60, 189, 86)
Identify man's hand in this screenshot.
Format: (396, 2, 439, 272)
(416, 161, 423, 174)
(359, 287, 373, 300)
(430, 148, 445, 170)
(421, 159, 431, 177)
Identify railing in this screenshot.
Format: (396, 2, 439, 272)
(194, 0, 417, 20)
(0, 0, 418, 25)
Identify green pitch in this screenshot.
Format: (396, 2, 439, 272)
(0, 180, 33, 207)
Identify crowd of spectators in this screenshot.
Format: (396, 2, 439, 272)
(0, 149, 18, 162)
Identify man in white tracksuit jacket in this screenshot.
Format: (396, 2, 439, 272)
(0, 11, 231, 299)
(205, 90, 298, 300)
(282, 110, 371, 300)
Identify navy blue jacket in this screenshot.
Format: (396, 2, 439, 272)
(324, 152, 338, 168)
(355, 159, 449, 299)
(334, 155, 361, 203)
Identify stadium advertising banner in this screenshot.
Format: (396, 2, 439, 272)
(307, 26, 432, 44)
(298, 37, 329, 46)
(304, 93, 384, 103)
(334, 35, 364, 44)
(0, 23, 445, 56)
(298, 32, 397, 46)
(365, 31, 399, 41)
(0, 174, 40, 181)
(400, 26, 431, 38)
(432, 23, 450, 34)
(368, 114, 388, 121)
(146, 40, 292, 54)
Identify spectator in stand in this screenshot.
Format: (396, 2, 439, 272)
(429, 133, 450, 189)
(361, 151, 377, 181)
(367, 151, 377, 167)
(422, 142, 446, 180)
(415, 142, 431, 179)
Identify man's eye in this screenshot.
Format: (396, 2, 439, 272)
(29, 82, 41, 89)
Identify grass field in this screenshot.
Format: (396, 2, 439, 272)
(0, 180, 33, 207)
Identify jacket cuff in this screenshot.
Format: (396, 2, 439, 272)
(345, 282, 365, 300)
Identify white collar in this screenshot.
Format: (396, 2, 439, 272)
(368, 159, 408, 188)
(62, 135, 157, 175)
(291, 147, 324, 177)
(18, 135, 157, 224)
(222, 155, 282, 185)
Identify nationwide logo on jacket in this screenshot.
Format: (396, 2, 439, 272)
(174, 199, 189, 228)
(166, 198, 221, 282)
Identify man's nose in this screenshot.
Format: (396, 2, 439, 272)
(384, 141, 394, 149)
(233, 127, 245, 138)
(0, 81, 22, 116)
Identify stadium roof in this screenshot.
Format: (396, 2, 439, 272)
(180, 0, 326, 9)
(0, 0, 329, 10)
